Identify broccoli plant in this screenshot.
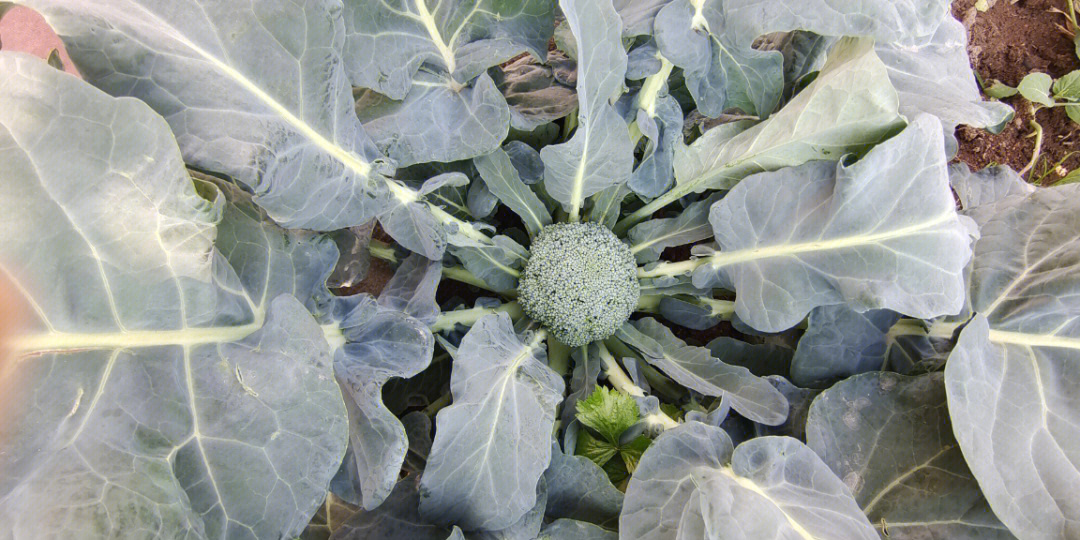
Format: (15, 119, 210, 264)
(2, 0, 1079, 540)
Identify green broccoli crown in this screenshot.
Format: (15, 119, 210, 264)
(518, 222, 639, 347)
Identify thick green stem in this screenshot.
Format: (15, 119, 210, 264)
(367, 239, 502, 294)
(422, 392, 452, 417)
(638, 258, 705, 279)
(547, 339, 571, 376)
(430, 302, 523, 333)
(614, 182, 694, 235)
(1019, 104, 1045, 178)
(886, 318, 961, 340)
(628, 121, 644, 150)
(367, 239, 398, 264)
(699, 297, 736, 319)
(635, 56, 675, 117)
(442, 266, 503, 293)
(636, 294, 663, 313)
(561, 109, 579, 142)
(636, 294, 735, 321)
(604, 338, 686, 402)
(597, 342, 644, 397)
(597, 342, 679, 431)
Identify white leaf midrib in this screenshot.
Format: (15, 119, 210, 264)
(113, 1, 376, 179)
(12, 315, 266, 353)
(708, 212, 956, 269)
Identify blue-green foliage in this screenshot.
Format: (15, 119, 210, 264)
(5, 0, 1076, 539)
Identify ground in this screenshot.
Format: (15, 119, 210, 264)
(953, 0, 1080, 183)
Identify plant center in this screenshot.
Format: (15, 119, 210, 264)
(517, 222, 639, 347)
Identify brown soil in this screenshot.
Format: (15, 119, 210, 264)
(953, 0, 1080, 183)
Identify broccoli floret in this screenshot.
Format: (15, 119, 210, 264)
(518, 222, 639, 347)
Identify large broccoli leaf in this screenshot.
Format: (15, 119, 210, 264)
(540, 0, 634, 220)
(419, 314, 564, 530)
(543, 442, 624, 529)
(620, 422, 877, 540)
(328, 298, 435, 511)
(653, 0, 948, 117)
(944, 183, 1080, 540)
(807, 372, 1012, 539)
(0, 53, 348, 539)
(876, 18, 1013, 152)
(332, 478, 454, 540)
(13, 0, 391, 231)
(617, 38, 904, 232)
(341, 0, 551, 165)
(790, 307, 903, 387)
(342, 0, 550, 99)
(353, 75, 510, 167)
(691, 114, 974, 332)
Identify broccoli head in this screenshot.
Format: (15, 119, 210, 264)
(518, 222, 639, 347)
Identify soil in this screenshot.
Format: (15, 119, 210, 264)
(953, 0, 1080, 183)
(332, 226, 397, 299)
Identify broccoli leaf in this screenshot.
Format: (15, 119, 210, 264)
(613, 0, 671, 37)
(341, 0, 553, 165)
(693, 114, 975, 333)
(586, 185, 632, 230)
(876, 18, 1014, 149)
(469, 480, 547, 540)
(543, 442, 624, 528)
(342, 0, 551, 99)
(627, 194, 720, 264)
(448, 235, 529, 293)
(949, 163, 1035, 210)
(620, 319, 789, 425)
(654, 0, 783, 118)
(790, 306, 904, 388)
(561, 345, 603, 428)
(16, 0, 390, 231)
(653, 0, 948, 117)
(538, 519, 618, 540)
(540, 0, 634, 219)
(331, 302, 435, 510)
(420, 314, 564, 530)
(333, 478, 453, 540)
(378, 254, 443, 325)
(0, 53, 348, 539)
(944, 183, 1080, 540)
(671, 38, 903, 194)
(495, 52, 579, 131)
(354, 74, 511, 166)
(620, 423, 878, 540)
(475, 147, 553, 237)
(614, 37, 904, 232)
(807, 372, 1012, 539)
(704, 338, 793, 379)
(302, 494, 358, 539)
